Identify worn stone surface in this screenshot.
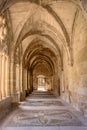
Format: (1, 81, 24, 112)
(0, 0, 87, 127)
(1, 92, 86, 127)
(3, 109, 83, 127)
(0, 97, 12, 120)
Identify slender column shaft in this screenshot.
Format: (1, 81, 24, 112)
(1, 54, 6, 98)
(10, 58, 16, 96)
(16, 64, 20, 92)
(5, 57, 10, 96)
(0, 53, 2, 99)
(19, 63, 22, 92)
(23, 69, 27, 90)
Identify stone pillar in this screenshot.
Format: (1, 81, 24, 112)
(4, 56, 10, 97)
(60, 71, 66, 100)
(10, 57, 16, 98)
(28, 71, 31, 91)
(27, 70, 29, 90)
(19, 63, 22, 92)
(22, 68, 28, 97)
(27, 70, 30, 94)
(0, 52, 2, 100)
(61, 71, 65, 93)
(10, 58, 21, 103)
(23, 69, 27, 91)
(5, 57, 8, 97)
(51, 76, 54, 91)
(30, 71, 33, 92)
(1, 54, 6, 98)
(6, 57, 10, 96)
(16, 64, 20, 93)
(20, 64, 26, 101)
(16, 64, 20, 101)
(53, 74, 57, 95)
(10, 59, 14, 95)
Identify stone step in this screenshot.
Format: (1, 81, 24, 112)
(29, 95, 55, 97)
(19, 100, 64, 107)
(29, 93, 56, 99)
(28, 96, 56, 99)
(31, 93, 54, 95)
(26, 98, 60, 101)
(32, 91, 53, 94)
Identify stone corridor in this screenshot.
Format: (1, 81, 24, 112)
(0, 0, 87, 130)
(1, 91, 87, 130)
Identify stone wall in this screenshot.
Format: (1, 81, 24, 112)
(62, 9, 87, 112)
(73, 10, 87, 111)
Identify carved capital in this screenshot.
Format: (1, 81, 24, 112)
(0, 17, 7, 40)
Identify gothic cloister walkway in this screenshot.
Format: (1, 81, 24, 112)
(0, 0, 87, 130)
(1, 91, 87, 130)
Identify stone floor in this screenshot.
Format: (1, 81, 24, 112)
(1, 91, 87, 130)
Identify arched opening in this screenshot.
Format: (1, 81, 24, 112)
(23, 40, 60, 96)
(37, 75, 46, 91)
(32, 62, 53, 92)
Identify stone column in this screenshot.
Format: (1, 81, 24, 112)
(20, 64, 26, 101)
(51, 76, 54, 91)
(22, 68, 28, 93)
(10, 56, 21, 103)
(61, 71, 65, 93)
(19, 63, 22, 92)
(0, 52, 2, 100)
(16, 63, 20, 101)
(1, 54, 6, 98)
(16, 64, 19, 93)
(5, 57, 7, 97)
(5, 56, 10, 97)
(28, 71, 31, 91)
(22, 68, 27, 98)
(27, 70, 30, 94)
(30, 71, 33, 92)
(53, 72, 59, 96)
(10, 57, 16, 96)
(10, 60, 14, 95)
(53, 74, 56, 94)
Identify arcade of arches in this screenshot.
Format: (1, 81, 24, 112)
(0, 0, 87, 128)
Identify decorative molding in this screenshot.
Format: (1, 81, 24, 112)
(0, 14, 8, 54)
(70, 8, 79, 66)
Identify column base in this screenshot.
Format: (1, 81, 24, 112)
(25, 89, 30, 96)
(11, 92, 20, 103)
(0, 97, 12, 120)
(20, 91, 26, 101)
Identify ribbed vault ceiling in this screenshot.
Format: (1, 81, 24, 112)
(1, 0, 86, 76)
(0, 0, 87, 14)
(23, 39, 57, 75)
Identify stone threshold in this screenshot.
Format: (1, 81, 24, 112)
(18, 106, 71, 110)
